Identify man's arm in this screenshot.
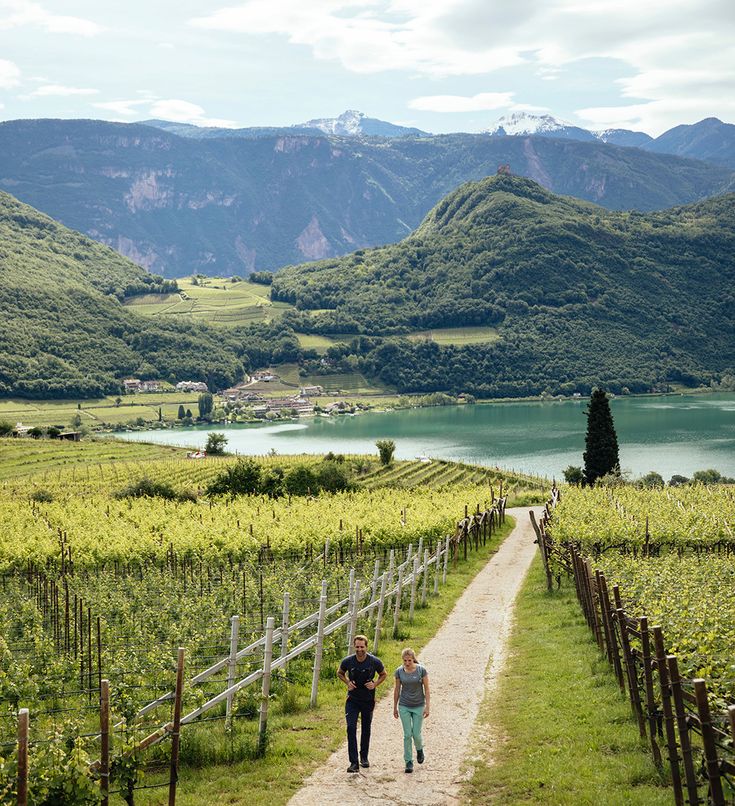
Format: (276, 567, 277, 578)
(365, 668, 387, 690)
(338, 663, 356, 690)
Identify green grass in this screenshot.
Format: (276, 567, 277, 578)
(0, 437, 185, 481)
(124, 278, 295, 326)
(406, 326, 500, 346)
(462, 557, 671, 806)
(133, 519, 515, 805)
(295, 333, 348, 352)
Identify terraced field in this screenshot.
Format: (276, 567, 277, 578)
(359, 457, 544, 497)
(124, 278, 293, 326)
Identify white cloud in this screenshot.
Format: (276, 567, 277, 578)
(93, 99, 145, 117)
(92, 97, 238, 128)
(149, 99, 238, 128)
(0, 58, 20, 88)
(409, 92, 514, 113)
(0, 1, 103, 35)
(190, 0, 735, 132)
(30, 84, 99, 97)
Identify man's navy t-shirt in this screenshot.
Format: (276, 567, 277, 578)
(340, 653, 385, 703)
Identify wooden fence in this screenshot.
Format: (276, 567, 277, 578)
(13, 498, 506, 803)
(532, 492, 735, 806)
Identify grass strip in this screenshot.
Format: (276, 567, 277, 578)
(136, 518, 515, 804)
(463, 556, 671, 806)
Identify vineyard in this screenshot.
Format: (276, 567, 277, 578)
(539, 485, 735, 805)
(0, 446, 514, 803)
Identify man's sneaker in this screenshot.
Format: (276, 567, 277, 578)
(417, 748, 425, 764)
(405, 761, 413, 773)
(347, 762, 360, 773)
(360, 755, 370, 768)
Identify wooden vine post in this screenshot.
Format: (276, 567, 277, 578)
(408, 556, 419, 624)
(258, 617, 275, 755)
(392, 567, 404, 638)
(638, 617, 662, 767)
(421, 548, 429, 607)
(693, 678, 725, 806)
(169, 647, 185, 806)
(373, 572, 387, 654)
(226, 615, 240, 727)
(310, 580, 328, 708)
(17, 708, 29, 806)
(100, 680, 110, 806)
(652, 626, 683, 804)
(667, 655, 700, 806)
(433, 540, 440, 595)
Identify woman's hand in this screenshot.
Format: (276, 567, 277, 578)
(423, 707, 430, 718)
(393, 708, 399, 719)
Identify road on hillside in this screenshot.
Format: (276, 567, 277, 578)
(287, 506, 541, 806)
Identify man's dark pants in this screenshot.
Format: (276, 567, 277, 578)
(345, 698, 374, 763)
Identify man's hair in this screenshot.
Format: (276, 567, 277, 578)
(353, 635, 369, 646)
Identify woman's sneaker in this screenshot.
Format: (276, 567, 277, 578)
(405, 761, 413, 773)
(417, 748, 424, 764)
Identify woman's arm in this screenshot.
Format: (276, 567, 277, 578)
(393, 674, 401, 718)
(423, 674, 430, 718)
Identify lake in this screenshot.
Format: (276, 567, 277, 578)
(116, 393, 735, 481)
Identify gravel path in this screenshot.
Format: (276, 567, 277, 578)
(287, 507, 540, 806)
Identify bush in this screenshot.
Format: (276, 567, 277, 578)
(563, 465, 584, 485)
(284, 464, 318, 496)
(638, 471, 664, 489)
(207, 459, 262, 496)
(376, 439, 396, 466)
(316, 461, 353, 493)
(205, 432, 228, 455)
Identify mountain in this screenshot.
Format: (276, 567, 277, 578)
(1, 118, 731, 278)
(485, 113, 735, 168)
(139, 110, 429, 140)
(138, 119, 320, 139)
(645, 117, 735, 169)
(486, 112, 597, 142)
(272, 175, 735, 397)
(0, 190, 245, 398)
(296, 110, 429, 138)
(594, 128, 654, 148)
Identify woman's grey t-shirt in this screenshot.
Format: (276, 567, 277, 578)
(395, 664, 426, 707)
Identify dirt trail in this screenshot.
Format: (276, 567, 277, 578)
(287, 506, 540, 806)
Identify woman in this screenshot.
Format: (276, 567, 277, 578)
(393, 647, 430, 773)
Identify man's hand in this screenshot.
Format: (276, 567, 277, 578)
(364, 680, 376, 690)
(347, 679, 357, 690)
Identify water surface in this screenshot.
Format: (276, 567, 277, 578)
(116, 393, 735, 480)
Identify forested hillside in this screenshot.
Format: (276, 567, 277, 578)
(0, 191, 290, 398)
(273, 175, 735, 396)
(0, 118, 732, 277)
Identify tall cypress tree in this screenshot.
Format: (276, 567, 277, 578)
(583, 389, 619, 485)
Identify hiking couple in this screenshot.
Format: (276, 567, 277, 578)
(337, 635, 431, 774)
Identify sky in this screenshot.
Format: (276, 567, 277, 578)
(0, 0, 733, 137)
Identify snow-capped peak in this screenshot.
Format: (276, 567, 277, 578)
(301, 110, 365, 136)
(485, 112, 576, 136)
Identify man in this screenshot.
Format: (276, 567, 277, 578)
(338, 634, 387, 773)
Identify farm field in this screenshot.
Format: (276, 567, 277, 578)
(406, 325, 500, 346)
(124, 278, 293, 326)
(0, 443, 524, 801)
(543, 485, 735, 803)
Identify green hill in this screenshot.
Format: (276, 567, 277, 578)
(0, 119, 732, 278)
(0, 191, 246, 397)
(272, 175, 735, 396)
